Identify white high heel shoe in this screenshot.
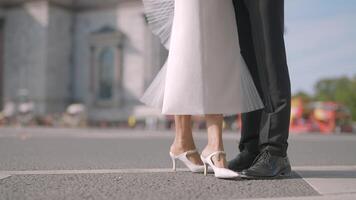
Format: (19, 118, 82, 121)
(169, 150, 205, 173)
(201, 151, 239, 179)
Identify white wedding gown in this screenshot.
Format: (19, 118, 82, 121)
(140, 0, 264, 116)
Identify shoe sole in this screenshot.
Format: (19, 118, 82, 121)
(239, 167, 292, 180)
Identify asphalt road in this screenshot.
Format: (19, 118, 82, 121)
(0, 127, 355, 200)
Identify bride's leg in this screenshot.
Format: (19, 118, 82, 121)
(202, 114, 227, 168)
(170, 115, 203, 165)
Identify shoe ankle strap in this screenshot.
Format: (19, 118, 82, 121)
(170, 149, 198, 158)
(185, 149, 198, 156)
(204, 151, 226, 159)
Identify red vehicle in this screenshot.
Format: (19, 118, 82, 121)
(290, 98, 353, 134)
(309, 102, 353, 133)
(290, 98, 318, 133)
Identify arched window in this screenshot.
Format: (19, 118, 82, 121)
(89, 26, 124, 107)
(97, 47, 115, 100)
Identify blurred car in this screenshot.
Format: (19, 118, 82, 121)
(290, 97, 353, 134)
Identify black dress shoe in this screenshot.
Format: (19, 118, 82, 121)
(240, 150, 291, 179)
(228, 150, 259, 172)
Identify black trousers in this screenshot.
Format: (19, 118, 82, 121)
(233, 0, 291, 157)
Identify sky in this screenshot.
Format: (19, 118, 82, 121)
(284, 0, 356, 94)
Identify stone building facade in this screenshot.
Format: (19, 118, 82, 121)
(0, 0, 167, 122)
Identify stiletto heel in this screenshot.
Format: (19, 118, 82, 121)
(170, 153, 176, 171)
(169, 150, 205, 173)
(203, 163, 208, 176)
(201, 151, 239, 179)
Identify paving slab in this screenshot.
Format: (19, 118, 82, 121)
(244, 193, 356, 200)
(295, 166, 356, 195)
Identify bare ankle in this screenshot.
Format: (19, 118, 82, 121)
(203, 144, 224, 152)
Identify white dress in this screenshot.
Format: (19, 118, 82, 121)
(140, 0, 264, 116)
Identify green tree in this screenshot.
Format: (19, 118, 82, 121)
(314, 76, 356, 120)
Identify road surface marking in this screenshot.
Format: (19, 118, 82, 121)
(0, 165, 355, 175)
(0, 168, 190, 175)
(0, 174, 11, 180)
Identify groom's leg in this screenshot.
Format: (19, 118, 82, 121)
(244, 0, 291, 157)
(227, 0, 262, 172)
(233, 0, 262, 155)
